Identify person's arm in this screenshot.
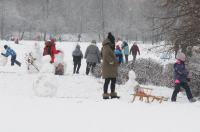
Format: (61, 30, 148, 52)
(129, 46, 132, 54)
(97, 48, 101, 63)
(84, 47, 88, 59)
(1, 50, 9, 57)
(137, 46, 140, 55)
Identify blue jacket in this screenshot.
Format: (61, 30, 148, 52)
(2, 47, 16, 57)
(174, 60, 189, 83)
(123, 46, 129, 55)
(114, 49, 123, 64)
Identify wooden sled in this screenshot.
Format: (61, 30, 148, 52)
(131, 86, 168, 103)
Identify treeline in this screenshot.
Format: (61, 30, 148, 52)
(0, 0, 153, 41)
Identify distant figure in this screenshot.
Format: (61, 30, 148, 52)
(171, 52, 196, 103)
(43, 38, 61, 63)
(78, 34, 81, 42)
(130, 42, 140, 63)
(15, 38, 19, 44)
(122, 41, 129, 63)
(72, 44, 83, 74)
(101, 32, 119, 99)
(114, 45, 123, 64)
(84, 40, 101, 75)
(1, 45, 21, 66)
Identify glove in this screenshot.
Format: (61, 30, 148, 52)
(109, 61, 114, 65)
(175, 79, 180, 84)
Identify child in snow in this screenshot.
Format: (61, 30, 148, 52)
(130, 42, 140, 63)
(121, 41, 129, 63)
(114, 45, 123, 64)
(72, 44, 83, 74)
(1, 45, 21, 66)
(171, 52, 196, 102)
(43, 38, 61, 63)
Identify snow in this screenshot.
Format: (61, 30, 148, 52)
(0, 40, 200, 132)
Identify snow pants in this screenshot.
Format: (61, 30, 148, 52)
(171, 82, 193, 101)
(73, 61, 81, 74)
(11, 55, 21, 66)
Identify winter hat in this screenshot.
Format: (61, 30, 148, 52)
(176, 52, 186, 61)
(76, 44, 80, 49)
(107, 32, 115, 45)
(91, 40, 96, 44)
(4, 45, 8, 49)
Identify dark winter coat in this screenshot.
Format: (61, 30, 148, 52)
(84, 44, 101, 63)
(72, 45, 83, 63)
(174, 60, 189, 83)
(130, 44, 140, 56)
(1, 47, 16, 57)
(102, 38, 118, 78)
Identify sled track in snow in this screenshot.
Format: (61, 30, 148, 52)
(0, 71, 17, 74)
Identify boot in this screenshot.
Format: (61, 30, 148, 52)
(110, 92, 120, 99)
(102, 93, 110, 99)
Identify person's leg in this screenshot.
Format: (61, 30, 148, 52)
(182, 82, 193, 100)
(76, 61, 81, 74)
(171, 83, 181, 101)
(11, 56, 16, 66)
(125, 55, 128, 63)
(91, 63, 96, 73)
(86, 62, 90, 75)
(110, 78, 119, 98)
(103, 78, 111, 99)
(50, 55, 55, 63)
(73, 61, 77, 74)
(132, 55, 136, 63)
(104, 78, 111, 94)
(110, 78, 116, 93)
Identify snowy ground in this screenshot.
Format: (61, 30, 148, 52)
(0, 40, 200, 132)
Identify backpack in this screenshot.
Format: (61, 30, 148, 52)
(55, 63, 64, 75)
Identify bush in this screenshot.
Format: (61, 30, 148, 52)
(133, 58, 163, 86)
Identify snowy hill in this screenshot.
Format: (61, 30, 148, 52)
(0, 41, 199, 132)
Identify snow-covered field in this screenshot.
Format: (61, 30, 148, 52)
(0, 40, 199, 132)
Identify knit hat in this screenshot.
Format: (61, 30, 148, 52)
(176, 52, 186, 61)
(91, 40, 96, 44)
(4, 45, 8, 49)
(107, 32, 115, 45)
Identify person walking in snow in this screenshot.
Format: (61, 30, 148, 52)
(171, 52, 196, 102)
(101, 32, 119, 99)
(84, 40, 101, 75)
(130, 42, 140, 63)
(114, 45, 123, 64)
(43, 38, 61, 63)
(1, 45, 21, 66)
(72, 44, 83, 74)
(121, 41, 129, 63)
